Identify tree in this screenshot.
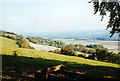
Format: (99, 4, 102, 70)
(60, 48, 77, 56)
(17, 35, 33, 49)
(89, 0, 120, 37)
(88, 49, 96, 54)
(96, 49, 109, 61)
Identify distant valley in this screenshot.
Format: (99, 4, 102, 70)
(20, 30, 119, 41)
(53, 39, 119, 53)
(21, 30, 119, 53)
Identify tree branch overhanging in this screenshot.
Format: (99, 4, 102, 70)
(89, 0, 120, 37)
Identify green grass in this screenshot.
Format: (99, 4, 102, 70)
(0, 37, 19, 55)
(1, 36, 120, 80)
(0, 36, 119, 68)
(1, 36, 119, 68)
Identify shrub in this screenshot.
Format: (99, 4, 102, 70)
(96, 49, 109, 61)
(12, 50, 19, 57)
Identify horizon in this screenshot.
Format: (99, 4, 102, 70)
(0, 29, 111, 34)
(0, 29, 118, 40)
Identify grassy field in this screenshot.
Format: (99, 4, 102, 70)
(0, 36, 120, 80)
(0, 37, 19, 54)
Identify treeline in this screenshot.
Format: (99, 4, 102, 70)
(27, 36, 65, 48)
(86, 44, 105, 49)
(0, 30, 34, 49)
(0, 30, 17, 35)
(16, 35, 34, 49)
(85, 49, 120, 64)
(95, 49, 120, 64)
(50, 48, 120, 64)
(51, 48, 77, 56)
(63, 44, 120, 64)
(74, 37, 120, 41)
(96, 37, 120, 41)
(64, 44, 106, 54)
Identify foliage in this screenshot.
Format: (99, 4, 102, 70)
(90, 0, 120, 37)
(95, 49, 120, 64)
(107, 52, 120, 64)
(12, 50, 19, 57)
(60, 48, 77, 56)
(87, 49, 96, 54)
(50, 48, 77, 56)
(0, 30, 34, 49)
(64, 43, 120, 64)
(65, 44, 96, 54)
(86, 44, 105, 49)
(0, 30, 17, 35)
(16, 35, 34, 49)
(96, 37, 120, 41)
(53, 49, 60, 54)
(96, 49, 109, 61)
(27, 36, 65, 48)
(1, 34, 17, 40)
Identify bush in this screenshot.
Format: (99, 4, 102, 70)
(86, 44, 105, 49)
(48, 51, 54, 53)
(96, 49, 109, 61)
(16, 35, 34, 49)
(107, 53, 120, 64)
(60, 48, 77, 56)
(12, 50, 19, 57)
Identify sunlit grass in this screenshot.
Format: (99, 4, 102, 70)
(0, 37, 19, 55)
(1, 36, 119, 68)
(1, 36, 120, 79)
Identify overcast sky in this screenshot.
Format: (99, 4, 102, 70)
(0, 1, 109, 33)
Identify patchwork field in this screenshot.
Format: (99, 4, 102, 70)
(0, 36, 120, 80)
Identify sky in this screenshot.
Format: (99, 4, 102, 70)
(0, 0, 109, 33)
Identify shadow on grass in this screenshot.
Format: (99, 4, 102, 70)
(1, 54, 120, 80)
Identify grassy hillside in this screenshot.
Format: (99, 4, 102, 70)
(0, 37, 19, 54)
(1, 36, 119, 67)
(0, 36, 120, 80)
(0, 30, 34, 49)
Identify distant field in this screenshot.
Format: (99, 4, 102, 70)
(1, 36, 120, 79)
(30, 43, 60, 51)
(53, 39, 119, 53)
